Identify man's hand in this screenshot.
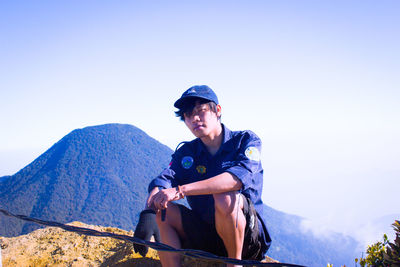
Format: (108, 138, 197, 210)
(150, 187, 180, 210)
(133, 209, 161, 257)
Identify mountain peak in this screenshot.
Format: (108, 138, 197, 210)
(0, 124, 172, 237)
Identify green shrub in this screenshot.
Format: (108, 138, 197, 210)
(383, 220, 400, 266)
(355, 220, 400, 267)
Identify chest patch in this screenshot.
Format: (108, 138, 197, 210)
(245, 146, 260, 161)
(181, 156, 194, 169)
(196, 165, 207, 174)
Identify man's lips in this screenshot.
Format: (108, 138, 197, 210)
(193, 125, 204, 131)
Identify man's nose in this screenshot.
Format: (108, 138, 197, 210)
(191, 114, 200, 122)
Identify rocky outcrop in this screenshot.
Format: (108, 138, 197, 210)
(0, 221, 277, 266)
(0, 221, 159, 266)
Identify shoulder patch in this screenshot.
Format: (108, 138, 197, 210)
(245, 146, 260, 161)
(181, 156, 194, 169)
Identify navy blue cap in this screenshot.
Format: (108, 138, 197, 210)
(174, 85, 219, 109)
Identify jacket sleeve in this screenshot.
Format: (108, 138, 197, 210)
(147, 152, 182, 192)
(224, 131, 263, 192)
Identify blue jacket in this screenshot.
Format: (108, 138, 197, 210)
(148, 124, 271, 253)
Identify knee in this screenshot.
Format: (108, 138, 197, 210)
(213, 191, 239, 215)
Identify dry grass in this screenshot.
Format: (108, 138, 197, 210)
(0, 222, 159, 267)
(0, 221, 277, 266)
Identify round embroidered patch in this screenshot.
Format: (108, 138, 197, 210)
(245, 146, 260, 161)
(196, 165, 206, 174)
(181, 156, 194, 169)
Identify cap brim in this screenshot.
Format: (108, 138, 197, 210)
(174, 96, 212, 109)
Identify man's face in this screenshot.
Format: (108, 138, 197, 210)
(183, 101, 221, 138)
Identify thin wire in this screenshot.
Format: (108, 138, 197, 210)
(0, 208, 305, 267)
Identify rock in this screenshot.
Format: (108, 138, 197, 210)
(0, 221, 277, 266)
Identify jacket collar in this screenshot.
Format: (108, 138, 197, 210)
(195, 124, 234, 157)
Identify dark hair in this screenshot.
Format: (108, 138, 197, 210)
(175, 98, 220, 121)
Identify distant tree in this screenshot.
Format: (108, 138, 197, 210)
(355, 234, 388, 267)
(383, 220, 400, 266)
(355, 220, 400, 267)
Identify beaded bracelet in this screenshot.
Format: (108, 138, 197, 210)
(176, 185, 185, 199)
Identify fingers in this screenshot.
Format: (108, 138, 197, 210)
(148, 193, 161, 210)
(152, 189, 173, 210)
(162, 200, 168, 210)
(146, 187, 161, 210)
(154, 198, 168, 210)
(146, 198, 154, 210)
(152, 193, 161, 210)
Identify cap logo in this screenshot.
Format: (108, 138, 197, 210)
(245, 146, 260, 161)
(187, 88, 196, 94)
(181, 156, 194, 169)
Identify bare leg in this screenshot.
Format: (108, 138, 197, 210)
(214, 192, 245, 267)
(156, 203, 187, 267)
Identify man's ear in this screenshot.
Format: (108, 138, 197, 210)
(216, 104, 222, 118)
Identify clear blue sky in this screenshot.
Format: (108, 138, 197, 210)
(1, 0, 399, 245)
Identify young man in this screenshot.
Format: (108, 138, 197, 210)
(134, 85, 271, 267)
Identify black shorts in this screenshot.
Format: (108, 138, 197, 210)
(178, 195, 265, 261)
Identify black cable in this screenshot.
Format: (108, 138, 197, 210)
(0, 209, 305, 267)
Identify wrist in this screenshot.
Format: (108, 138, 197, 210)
(175, 185, 185, 200)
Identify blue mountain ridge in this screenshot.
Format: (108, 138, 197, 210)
(0, 123, 358, 266)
